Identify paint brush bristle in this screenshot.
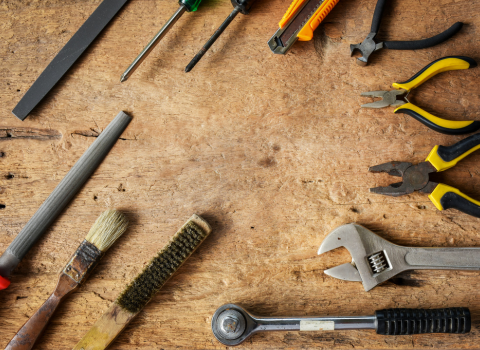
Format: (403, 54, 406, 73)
(85, 210, 129, 252)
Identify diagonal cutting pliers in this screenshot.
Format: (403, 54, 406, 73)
(361, 56, 479, 135)
(350, 0, 463, 66)
(369, 133, 480, 218)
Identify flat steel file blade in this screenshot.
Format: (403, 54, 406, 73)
(12, 0, 130, 121)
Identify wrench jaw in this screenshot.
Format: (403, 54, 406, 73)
(323, 263, 362, 282)
(319, 224, 408, 291)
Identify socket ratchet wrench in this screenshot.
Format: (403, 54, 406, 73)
(212, 304, 470, 346)
(319, 224, 480, 291)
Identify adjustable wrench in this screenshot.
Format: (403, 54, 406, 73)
(318, 224, 480, 291)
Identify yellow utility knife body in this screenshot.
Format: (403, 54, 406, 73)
(268, 0, 340, 54)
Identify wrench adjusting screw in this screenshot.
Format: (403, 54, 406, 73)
(368, 251, 389, 274)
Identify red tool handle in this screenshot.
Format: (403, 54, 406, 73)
(0, 275, 10, 290)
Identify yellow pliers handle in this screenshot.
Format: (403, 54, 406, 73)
(393, 56, 480, 135)
(426, 133, 480, 217)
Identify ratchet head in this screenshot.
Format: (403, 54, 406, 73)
(318, 224, 408, 291)
(212, 304, 256, 346)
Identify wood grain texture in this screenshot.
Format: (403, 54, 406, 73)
(1, 0, 480, 349)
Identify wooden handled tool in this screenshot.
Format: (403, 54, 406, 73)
(73, 214, 211, 350)
(5, 210, 129, 350)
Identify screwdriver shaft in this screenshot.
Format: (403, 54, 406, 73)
(121, 5, 187, 82)
(185, 7, 241, 72)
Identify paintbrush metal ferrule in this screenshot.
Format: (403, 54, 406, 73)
(63, 240, 103, 284)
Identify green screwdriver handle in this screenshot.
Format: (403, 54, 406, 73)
(180, 0, 202, 12)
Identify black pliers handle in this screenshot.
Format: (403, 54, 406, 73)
(351, 0, 463, 66)
(371, 0, 463, 50)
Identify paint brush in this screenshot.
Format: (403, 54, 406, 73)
(6, 210, 129, 350)
(72, 214, 211, 350)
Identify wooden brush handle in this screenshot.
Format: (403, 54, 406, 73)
(6, 274, 77, 350)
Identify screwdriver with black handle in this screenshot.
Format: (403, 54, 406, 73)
(121, 0, 202, 82)
(185, 0, 256, 72)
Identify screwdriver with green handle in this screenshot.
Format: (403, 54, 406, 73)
(120, 0, 202, 82)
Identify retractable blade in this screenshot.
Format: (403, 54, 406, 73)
(268, 0, 339, 54)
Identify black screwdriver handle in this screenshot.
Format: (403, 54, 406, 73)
(370, 0, 387, 34)
(384, 22, 463, 50)
(231, 0, 256, 14)
(376, 308, 471, 335)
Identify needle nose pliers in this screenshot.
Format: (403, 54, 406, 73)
(369, 133, 480, 218)
(361, 56, 479, 135)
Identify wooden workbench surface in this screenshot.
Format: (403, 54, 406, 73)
(1, 0, 480, 348)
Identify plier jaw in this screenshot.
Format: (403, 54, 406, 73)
(369, 161, 437, 197)
(361, 90, 407, 109)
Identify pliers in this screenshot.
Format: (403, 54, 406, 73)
(369, 133, 480, 218)
(361, 56, 479, 135)
(350, 0, 463, 66)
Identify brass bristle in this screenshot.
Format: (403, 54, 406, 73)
(117, 221, 207, 313)
(85, 210, 129, 252)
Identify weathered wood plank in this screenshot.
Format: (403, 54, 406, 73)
(1, 0, 480, 348)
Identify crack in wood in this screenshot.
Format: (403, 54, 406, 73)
(0, 127, 61, 140)
(72, 129, 134, 141)
(71, 129, 100, 138)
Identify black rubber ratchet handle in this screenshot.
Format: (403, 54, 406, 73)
(370, 0, 387, 33)
(384, 22, 463, 50)
(376, 308, 471, 335)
